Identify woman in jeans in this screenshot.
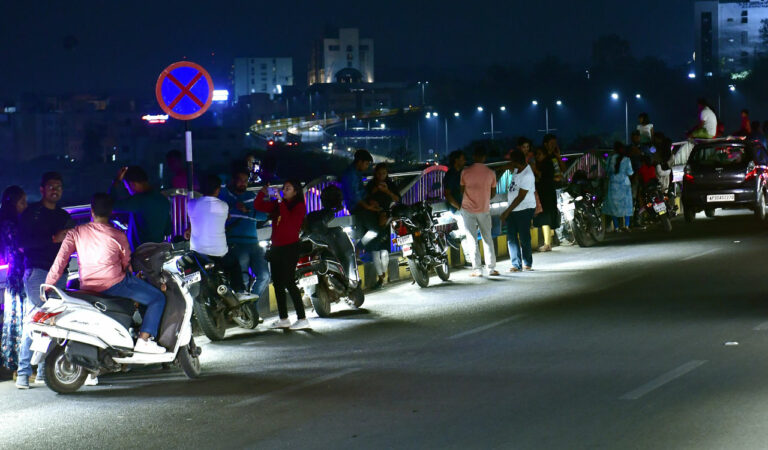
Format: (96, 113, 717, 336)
(365, 163, 400, 289)
(254, 180, 309, 330)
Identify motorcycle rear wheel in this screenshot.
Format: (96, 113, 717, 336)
(571, 220, 596, 248)
(590, 216, 605, 243)
(435, 259, 450, 281)
(407, 258, 430, 288)
(44, 345, 87, 394)
(178, 338, 201, 379)
(231, 302, 260, 330)
(193, 300, 227, 341)
(311, 282, 333, 318)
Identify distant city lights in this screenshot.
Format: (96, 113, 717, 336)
(141, 114, 169, 124)
(212, 89, 229, 102)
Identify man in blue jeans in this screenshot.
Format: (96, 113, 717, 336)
(16, 172, 74, 389)
(219, 167, 270, 300)
(500, 150, 537, 272)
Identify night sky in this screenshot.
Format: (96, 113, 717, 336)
(0, 1, 694, 98)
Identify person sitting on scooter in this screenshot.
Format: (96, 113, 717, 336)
(185, 174, 255, 301)
(45, 193, 167, 354)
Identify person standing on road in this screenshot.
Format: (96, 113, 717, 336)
(254, 180, 309, 330)
(0, 186, 27, 374)
(603, 142, 635, 232)
(219, 168, 271, 300)
(110, 166, 172, 250)
(365, 163, 400, 289)
(460, 145, 499, 277)
(46, 193, 167, 354)
(501, 150, 537, 272)
(340, 150, 380, 258)
(533, 147, 560, 252)
(16, 172, 73, 389)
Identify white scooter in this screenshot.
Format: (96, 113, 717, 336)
(27, 242, 203, 394)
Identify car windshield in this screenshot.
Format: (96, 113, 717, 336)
(690, 145, 749, 166)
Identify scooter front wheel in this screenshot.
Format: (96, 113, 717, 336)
(44, 345, 87, 394)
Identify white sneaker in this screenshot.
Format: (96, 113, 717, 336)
(289, 319, 311, 331)
(85, 374, 99, 386)
(134, 338, 167, 354)
(470, 269, 483, 277)
(270, 318, 291, 329)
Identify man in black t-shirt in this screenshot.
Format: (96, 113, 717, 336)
(16, 172, 74, 389)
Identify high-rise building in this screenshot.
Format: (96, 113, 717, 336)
(695, 0, 768, 77)
(308, 28, 374, 85)
(233, 57, 293, 100)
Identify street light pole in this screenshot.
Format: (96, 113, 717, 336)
(417, 122, 422, 162)
(625, 100, 629, 144)
(491, 113, 495, 140)
(445, 118, 449, 154)
(545, 107, 550, 134)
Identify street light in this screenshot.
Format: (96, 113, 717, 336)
(555, 100, 563, 106)
(477, 106, 484, 112)
(454, 112, 460, 117)
(417, 81, 429, 105)
(611, 92, 619, 100)
(610, 92, 642, 144)
(500, 106, 506, 111)
(532, 99, 564, 134)
(531, 100, 539, 106)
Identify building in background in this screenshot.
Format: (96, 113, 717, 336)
(308, 28, 374, 85)
(695, 0, 768, 77)
(233, 57, 293, 100)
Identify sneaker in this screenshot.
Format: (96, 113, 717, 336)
(85, 374, 99, 386)
(236, 292, 259, 302)
(489, 270, 500, 276)
(15, 375, 29, 389)
(372, 277, 384, 290)
(270, 318, 291, 329)
(134, 338, 167, 354)
(34, 374, 46, 385)
(523, 266, 534, 271)
(289, 318, 311, 330)
(470, 269, 483, 277)
(508, 267, 520, 273)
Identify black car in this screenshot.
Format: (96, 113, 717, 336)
(682, 138, 768, 222)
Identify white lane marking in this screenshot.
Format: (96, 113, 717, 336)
(619, 360, 707, 400)
(753, 321, 768, 331)
(447, 315, 524, 340)
(229, 368, 360, 408)
(681, 248, 718, 261)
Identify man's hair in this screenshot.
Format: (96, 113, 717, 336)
(448, 150, 465, 166)
(124, 166, 149, 184)
(91, 192, 113, 218)
(41, 171, 62, 187)
(374, 162, 388, 173)
(353, 149, 373, 163)
(508, 149, 527, 166)
(201, 174, 222, 196)
(231, 165, 250, 179)
(472, 144, 487, 159)
(542, 134, 557, 146)
(516, 136, 532, 147)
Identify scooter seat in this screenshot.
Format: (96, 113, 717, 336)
(65, 290, 136, 316)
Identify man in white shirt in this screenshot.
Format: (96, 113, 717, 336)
(186, 174, 256, 299)
(500, 150, 537, 272)
(689, 98, 718, 139)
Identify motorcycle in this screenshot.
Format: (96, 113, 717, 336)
(175, 249, 261, 341)
(27, 242, 202, 394)
(636, 178, 674, 232)
(390, 202, 455, 288)
(561, 171, 606, 248)
(295, 207, 365, 317)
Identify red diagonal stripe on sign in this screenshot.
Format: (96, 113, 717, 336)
(166, 71, 204, 109)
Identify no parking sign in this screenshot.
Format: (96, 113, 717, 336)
(155, 61, 214, 121)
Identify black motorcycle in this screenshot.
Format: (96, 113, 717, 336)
(390, 202, 454, 288)
(175, 250, 261, 341)
(636, 178, 673, 232)
(560, 171, 605, 247)
(295, 208, 365, 317)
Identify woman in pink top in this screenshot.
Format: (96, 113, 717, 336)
(45, 194, 167, 354)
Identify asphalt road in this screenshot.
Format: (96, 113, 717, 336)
(3, 210, 768, 449)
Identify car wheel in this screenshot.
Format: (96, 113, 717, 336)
(756, 189, 767, 221)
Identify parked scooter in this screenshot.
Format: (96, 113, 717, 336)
(176, 249, 261, 341)
(561, 171, 606, 247)
(295, 185, 364, 317)
(27, 242, 202, 394)
(390, 202, 454, 288)
(636, 178, 674, 232)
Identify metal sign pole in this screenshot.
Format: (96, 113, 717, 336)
(185, 122, 193, 199)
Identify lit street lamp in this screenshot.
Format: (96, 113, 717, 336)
(532, 99, 564, 134)
(418, 81, 429, 106)
(610, 92, 642, 144)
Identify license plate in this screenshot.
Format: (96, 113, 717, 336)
(562, 202, 576, 212)
(183, 271, 201, 284)
(298, 274, 318, 288)
(396, 235, 413, 246)
(402, 245, 413, 257)
(30, 335, 51, 353)
(707, 194, 735, 202)
(653, 202, 667, 213)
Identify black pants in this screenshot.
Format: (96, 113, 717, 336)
(269, 242, 305, 320)
(351, 208, 379, 250)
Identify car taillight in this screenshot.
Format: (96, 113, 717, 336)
(684, 165, 694, 183)
(745, 161, 757, 180)
(32, 310, 62, 324)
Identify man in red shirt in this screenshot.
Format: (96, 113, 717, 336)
(46, 193, 167, 354)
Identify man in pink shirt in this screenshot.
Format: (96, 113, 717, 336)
(46, 193, 167, 354)
(460, 146, 499, 277)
